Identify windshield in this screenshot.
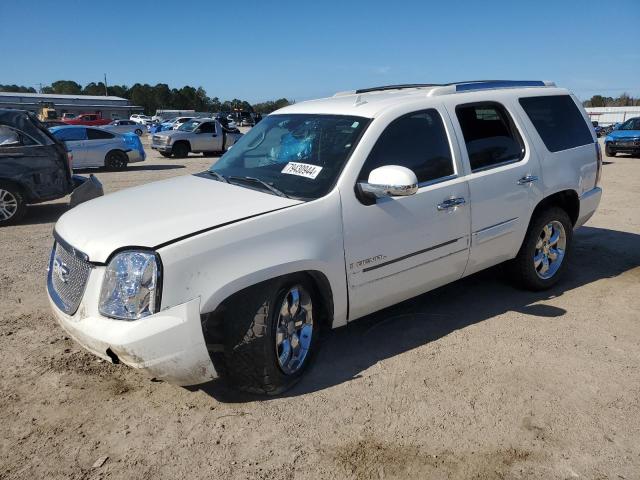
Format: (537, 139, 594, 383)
(178, 119, 202, 132)
(208, 114, 370, 200)
(620, 118, 640, 130)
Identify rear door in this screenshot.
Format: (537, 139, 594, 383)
(54, 128, 89, 169)
(0, 123, 69, 200)
(443, 99, 543, 276)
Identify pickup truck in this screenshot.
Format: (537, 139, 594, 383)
(151, 118, 242, 158)
(62, 113, 111, 127)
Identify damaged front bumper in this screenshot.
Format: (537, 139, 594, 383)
(69, 174, 104, 208)
(48, 267, 217, 385)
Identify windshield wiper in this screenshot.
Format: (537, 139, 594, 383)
(228, 176, 289, 198)
(205, 170, 228, 183)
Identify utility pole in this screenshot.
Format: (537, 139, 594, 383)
(38, 83, 43, 94)
(104, 73, 108, 96)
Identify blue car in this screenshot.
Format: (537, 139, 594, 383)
(605, 117, 640, 157)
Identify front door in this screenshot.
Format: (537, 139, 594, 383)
(443, 99, 543, 276)
(192, 121, 220, 152)
(342, 108, 471, 320)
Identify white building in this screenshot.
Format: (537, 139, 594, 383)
(585, 106, 640, 126)
(0, 92, 143, 119)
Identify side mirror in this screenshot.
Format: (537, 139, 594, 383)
(357, 165, 418, 202)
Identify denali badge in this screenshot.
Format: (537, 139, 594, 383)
(349, 254, 386, 271)
(53, 257, 70, 284)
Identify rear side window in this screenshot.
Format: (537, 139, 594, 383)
(455, 102, 525, 172)
(87, 129, 114, 140)
(359, 109, 454, 183)
(53, 128, 87, 141)
(519, 95, 593, 152)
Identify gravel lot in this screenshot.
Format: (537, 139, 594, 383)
(0, 136, 638, 480)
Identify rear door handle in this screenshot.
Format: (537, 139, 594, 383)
(517, 175, 538, 185)
(437, 197, 466, 211)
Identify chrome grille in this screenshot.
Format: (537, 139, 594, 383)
(47, 240, 92, 315)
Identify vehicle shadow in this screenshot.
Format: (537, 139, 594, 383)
(195, 226, 640, 402)
(17, 202, 70, 226)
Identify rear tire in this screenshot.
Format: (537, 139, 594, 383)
(134, 128, 143, 136)
(605, 143, 616, 157)
(213, 275, 320, 395)
(172, 142, 190, 158)
(105, 150, 128, 170)
(509, 207, 573, 291)
(0, 182, 27, 226)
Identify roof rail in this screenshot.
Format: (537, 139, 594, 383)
(428, 80, 556, 96)
(335, 80, 556, 97)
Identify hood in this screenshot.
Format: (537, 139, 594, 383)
(55, 174, 302, 263)
(154, 129, 193, 139)
(607, 129, 640, 140)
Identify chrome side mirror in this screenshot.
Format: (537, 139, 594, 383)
(357, 165, 418, 200)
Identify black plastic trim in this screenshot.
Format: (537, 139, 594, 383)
(362, 237, 463, 273)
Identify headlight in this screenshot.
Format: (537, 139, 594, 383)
(99, 250, 161, 320)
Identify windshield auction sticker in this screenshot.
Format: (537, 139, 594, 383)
(281, 162, 323, 179)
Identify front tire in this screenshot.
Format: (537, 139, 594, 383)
(509, 207, 573, 291)
(105, 150, 128, 170)
(215, 275, 320, 395)
(172, 142, 190, 158)
(605, 143, 616, 157)
(0, 182, 26, 226)
(134, 128, 143, 136)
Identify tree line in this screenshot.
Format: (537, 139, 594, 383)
(583, 94, 640, 107)
(0, 81, 293, 114)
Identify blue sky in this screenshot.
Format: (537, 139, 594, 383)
(1, 0, 638, 102)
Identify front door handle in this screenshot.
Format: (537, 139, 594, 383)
(517, 175, 539, 185)
(437, 197, 466, 211)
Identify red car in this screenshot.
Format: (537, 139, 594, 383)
(62, 113, 111, 126)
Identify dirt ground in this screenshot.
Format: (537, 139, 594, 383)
(1, 136, 639, 480)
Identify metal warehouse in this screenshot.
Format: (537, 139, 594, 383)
(586, 106, 640, 126)
(0, 91, 143, 119)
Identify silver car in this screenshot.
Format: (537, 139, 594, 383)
(50, 126, 146, 170)
(102, 120, 146, 136)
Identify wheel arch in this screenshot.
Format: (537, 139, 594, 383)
(0, 177, 30, 201)
(530, 189, 579, 228)
(201, 269, 335, 330)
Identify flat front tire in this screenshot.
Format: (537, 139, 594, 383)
(0, 182, 26, 226)
(212, 275, 320, 395)
(509, 207, 573, 291)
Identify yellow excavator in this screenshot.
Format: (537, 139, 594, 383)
(37, 102, 58, 121)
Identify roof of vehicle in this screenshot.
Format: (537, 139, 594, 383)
(0, 109, 56, 145)
(276, 80, 568, 118)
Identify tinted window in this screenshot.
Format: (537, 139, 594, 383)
(53, 128, 87, 141)
(620, 118, 640, 130)
(0, 125, 38, 147)
(456, 102, 524, 171)
(198, 122, 216, 134)
(359, 109, 454, 183)
(87, 129, 114, 140)
(519, 95, 593, 152)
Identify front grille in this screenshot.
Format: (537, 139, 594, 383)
(47, 240, 92, 315)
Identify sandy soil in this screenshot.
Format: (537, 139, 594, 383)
(0, 137, 639, 480)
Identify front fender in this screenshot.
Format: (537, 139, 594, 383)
(157, 190, 348, 328)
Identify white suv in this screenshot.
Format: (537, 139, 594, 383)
(47, 81, 602, 393)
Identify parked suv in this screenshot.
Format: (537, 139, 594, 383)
(604, 117, 640, 157)
(47, 81, 602, 393)
(151, 118, 242, 158)
(0, 109, 102, 225)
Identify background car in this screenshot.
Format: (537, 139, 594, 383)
(605, 117, 640, 157)
(103, 119, 145, 136)
(130, 114, 153, 125)
(62, 113, 111, 126)
(0, 109, 101, 225)
(50, 125, 146, 170)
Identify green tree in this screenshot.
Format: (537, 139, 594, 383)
(49, 80, 83, 95)
(0, 84, 36, 93)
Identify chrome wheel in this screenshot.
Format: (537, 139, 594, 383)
(534, 220, 566, 279)
(275, 285, 313, 375)
(0, 188, 18, 221)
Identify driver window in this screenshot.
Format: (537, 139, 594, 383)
(199, 122, 216, 134)
(0, 125, 38, 147)
(359, 109, 455, 183)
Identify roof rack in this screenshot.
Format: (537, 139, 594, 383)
(336, 80, 555, 97)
